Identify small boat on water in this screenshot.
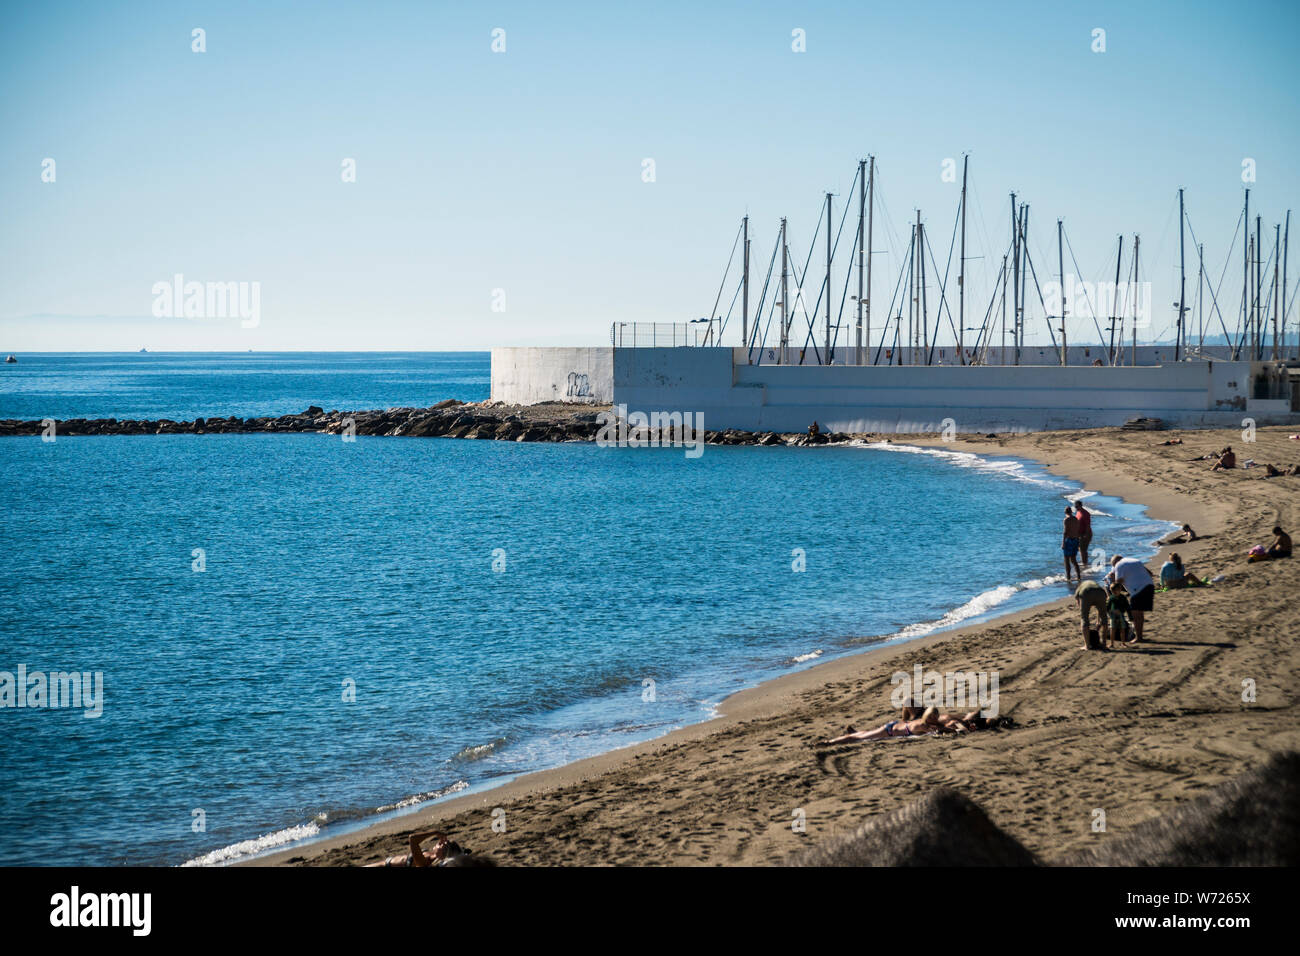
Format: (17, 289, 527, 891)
(139, 347, 148, 353)
(4, 355, 16, 363)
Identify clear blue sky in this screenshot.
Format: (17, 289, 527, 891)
(2, 0, 1297, 351)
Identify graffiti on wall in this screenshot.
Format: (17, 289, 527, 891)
(566, 372, 592, 399)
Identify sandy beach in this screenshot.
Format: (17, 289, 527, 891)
(256, 425, 1300, 867)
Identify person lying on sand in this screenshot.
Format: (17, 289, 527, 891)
(938, 710, 1012, 732)
(1156, 437, 1184, 446)
(1164, 523, 1198, 544)
(1211, 447, 1237, 471)
(822, 707, 942, 745)
(1248, 527, 1293, 562)
(365, 830, 471, 867)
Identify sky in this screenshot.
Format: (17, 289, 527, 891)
(1, 0, 1298, 352)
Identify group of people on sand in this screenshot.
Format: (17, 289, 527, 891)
(821, 704, 1010, 745)
(1186, 445, 1300, 476)
(1073, 554, 1156, 649)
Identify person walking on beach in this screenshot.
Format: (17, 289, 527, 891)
(1074, 500, 1093, 567)
(1062, 507, 1082, 583)
(1074, 579, 1109, 649)
(1108, 555, 1154, 642)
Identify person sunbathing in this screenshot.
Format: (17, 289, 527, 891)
(939, 710, 1011, 732)
(1211, 447, 1237, 471)
(365, 829, 470, 867)
(1156, 437, 1184, 446)
(822, 707, 942, 744)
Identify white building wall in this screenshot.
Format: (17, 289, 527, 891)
(614, 348, 1294, 433)
(489, 347, 613, 404)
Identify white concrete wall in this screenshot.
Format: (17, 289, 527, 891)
(614, 348, 1297, 433)
(490, 347, 613, 404)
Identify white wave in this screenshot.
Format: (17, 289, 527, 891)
(182, 821, 320, 867)
(792, 649, 823, 664)
(891, 572, 1068, 641)
(859, 441, 1075, 491)
(375, 779, 469, 813)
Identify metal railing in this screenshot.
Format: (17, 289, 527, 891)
(611, 321, 719, 348)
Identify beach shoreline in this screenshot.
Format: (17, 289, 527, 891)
(249, 425, 1299, 867)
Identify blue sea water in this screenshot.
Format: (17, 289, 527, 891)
(0, 352, 489, 422)
(0, 354, 1173, 866)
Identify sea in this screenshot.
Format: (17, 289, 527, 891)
(0, 352, 1175, 865)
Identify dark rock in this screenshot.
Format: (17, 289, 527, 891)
(784, 789, 1039, 867)
(1055, 751, 1300, 866)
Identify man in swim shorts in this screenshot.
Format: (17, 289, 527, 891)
(1062, 507, 1082, 583)
(1074, 579, 1109, 649)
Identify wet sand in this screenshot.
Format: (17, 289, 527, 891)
(255, 425, 1300, 866)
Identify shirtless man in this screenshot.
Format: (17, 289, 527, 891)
(1268, 526, 1292, 559)
(1211, 447, 1237, 471)
(1062, 507, 1082, 583)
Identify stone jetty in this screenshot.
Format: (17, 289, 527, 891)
(0, 400, 893, 446)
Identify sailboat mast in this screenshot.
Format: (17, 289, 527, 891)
(741, 215, 749, 356)
(1000, 253, 1008, 365)
(865, 156, 875, 364)
(959, 155, 968, 363)
(824, 192, 832, 363)
(1256, 215, 1263, 359)
(856, 159, 865, 365)
(1010, 193, 1020, 365)
(1058, 218, 1067, 366)
(1197, 242, 1205, 350)
(1176, 187, 1186, 362)
(1109, 235, 1122, 365)
(1132, 234, 1140, 365)
(1274, 223, 1281, 360)
(779, 217, 789, 362)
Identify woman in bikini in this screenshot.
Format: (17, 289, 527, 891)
(365, 829, 469, 867)
(822, 707, 941, 745)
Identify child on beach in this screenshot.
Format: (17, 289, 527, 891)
(1107, 581, 1132, 646)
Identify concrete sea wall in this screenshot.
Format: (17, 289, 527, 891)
(489, 347, 613, 405)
